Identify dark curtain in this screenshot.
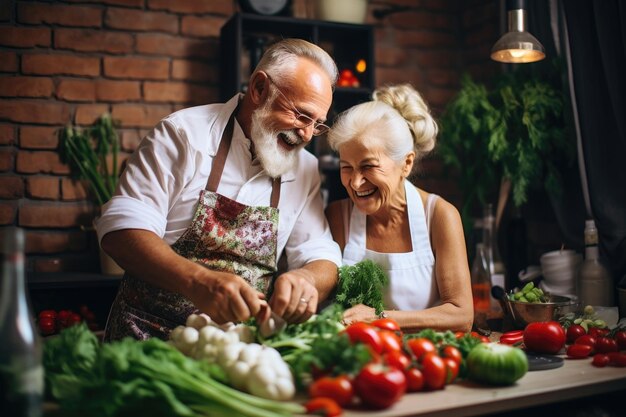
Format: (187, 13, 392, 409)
(562, 0, 626, 285)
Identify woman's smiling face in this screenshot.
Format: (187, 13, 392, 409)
(338, 136, 413, 215)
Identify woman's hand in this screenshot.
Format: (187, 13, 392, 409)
(342, 304, 377, 325)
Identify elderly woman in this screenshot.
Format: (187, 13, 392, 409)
(325, 84, 473, 332)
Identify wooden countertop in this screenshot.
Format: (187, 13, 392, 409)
(340, 354, 626, 417)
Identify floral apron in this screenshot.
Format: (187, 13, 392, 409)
(104, 109, 281, 341)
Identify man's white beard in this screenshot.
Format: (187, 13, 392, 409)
(250, 99, 304, 179)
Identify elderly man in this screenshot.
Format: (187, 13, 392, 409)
(97, 39, 341, 340)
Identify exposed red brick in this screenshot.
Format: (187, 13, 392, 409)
(0, 27, 51, 48)
(61, 178, 89, 201)
(426, 69, 461, 87)
(395, 30, 457, 48)
(465, 23, 498, 47)
(0, 148, 14, 171)
(0, 0, 11, 21)
(375, 47, 409, 67)
(18, 3, 102, 27)
(376, 67, 424, 89)
(75, 104, 110, 125)
(172, 59, 218, 83)
(25, 230, 88, 253)
(18, 201, 95, 228)
(415, 50, 456, 69)
(65, 0, 143, 7)
(20, 126, 59, 150)
(103, 56, 169, 80)
(104, 7, 177, 33)
(119, 130, 143, 152)
(181, 15, 225, 38)
(148, 0, 233, 15)
(0, 202, 17, 225)
(136, 34, 217, 59)
(56, 79, 97, 102)
(463, 1, 497, 28)
(22, 54, 100, 77)
(424, 86, 457, 110)
(55, 28, 133, 54)
(26, 176, 60, 200)
(16, 151, 70, 175)
(0, 51, 18, 72)
(0, 124, 16, 145)
(95, 80, 141, 102)
(391, 11, 455, 30)
(0, 101, 71, 124)
(0, 176, 24, 199)
(111, 104, 172, 128)
(0, 76, 54, 98)
(144, 81, 214, 104)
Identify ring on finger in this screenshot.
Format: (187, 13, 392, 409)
(299, 297, 309, 304)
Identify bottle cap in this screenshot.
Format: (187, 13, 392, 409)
(585, 219, 596, 230)
(1, 227, 24, 254)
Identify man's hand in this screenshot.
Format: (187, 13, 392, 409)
(269, 269, 318, 323)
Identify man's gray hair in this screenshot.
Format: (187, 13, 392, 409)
(254, 38, 338, 87)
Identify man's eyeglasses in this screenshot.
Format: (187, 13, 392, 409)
(266, 74, 330, 136)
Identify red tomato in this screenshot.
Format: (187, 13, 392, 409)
(566, 343, 593, 359)
(454, 331, 465, 339)
(304, 397, 342, 417)
(38, 310, 57, 321)
(614, 330, 626, 350)
(574, 334, 597, 354)
(592, 354, 610, 367)
(420, 353, 447, 390)
(565, 324, 586, 344)
(440, 345, 463, 366)
(499, 330, 524, 345)
(68, 313, 82, 326)
(443, 357, 459, 384)
(406, 338, 436, 361)
(378, 330, 402, 353)
(607, 352, 626, 367)
(308, 375, 354, 407)
(353, 363, 406, 409)
(404, 367, 424, 392)
(588, 327, 609, 338)
(383, 350, 411, 371)
(57, 310, 72, 328)
(344, 322, 383, 354)
(595, 336, 618, 354)
(371, 318, 401, 333)
(38, 317, 56, 336)
(523, 321, 566, 354)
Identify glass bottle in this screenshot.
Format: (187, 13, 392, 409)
(577, 220, 614, 307)
(471, 243, 492, 328)
(0, 227, 43, 417)
(482, 204, 506, 307)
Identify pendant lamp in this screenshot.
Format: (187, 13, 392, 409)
(491, 0, 545, 63)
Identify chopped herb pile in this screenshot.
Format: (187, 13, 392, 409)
(336, 259, 389, 314)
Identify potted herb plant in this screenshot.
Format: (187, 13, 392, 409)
(60, 114, 123, 274)
(437, 62, 574, 235)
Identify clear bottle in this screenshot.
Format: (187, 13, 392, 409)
(577, 220, 614, 307)
(0, 227, 43, 417)
(471, 243, 492, 329)
(482, 204, 506, 306)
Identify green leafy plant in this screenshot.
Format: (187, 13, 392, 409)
(336, 259, 389, 314)
(437, 62, 574, 230)
(59, 114, 120, 206)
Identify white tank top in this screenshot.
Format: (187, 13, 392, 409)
(342, 180, 440, 310)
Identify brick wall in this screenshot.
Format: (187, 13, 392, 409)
(0, 0, 499, 273)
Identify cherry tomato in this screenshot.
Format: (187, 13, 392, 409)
(38, 317, 56, 336)
(304, 397, 342, 417)
(406, 338, 436, 361)
(523, 321, 566, 354)
(421, 353, 447, 390)
(308, 375, 354, 407)
(592, 353, 610, 367)
(470, 332, 491, 343)
(440, 345, 463, 366)
(443, 357, 459, 384)
(607, 352, 626, 367)
(595, 336, 618, 354)
(371, 318, 401, 333)
(566, 343, 593, 359)
(68, 313, 82, 326)
(499, 330, 524, 345)
(404, 367, 424, 392)
(383, 350, 411, 371)
(378, 330, 402, 353)
(454, 331, 465, 339)
(57, 310, 72, 328)
(588, 327, 609, 338)
(613, 330, 626, 350)
(565, 324, 586, 344)
(353, 363, 406, 409)
(344, 322, 383, 354)
(38, 310, 57, 321)
(574, 334, 597, 354)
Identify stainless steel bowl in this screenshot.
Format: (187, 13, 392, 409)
(504, 294, 578, 329)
